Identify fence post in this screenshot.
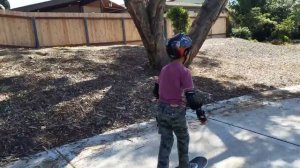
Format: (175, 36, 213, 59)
(31, 17, 40, 48)
(83, 17, 90, 46)
(121, 18, 126, 45)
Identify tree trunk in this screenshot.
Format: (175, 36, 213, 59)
(125, 0, 170, 69)
(125, 0, 228, 69)
(186, 0, 228, 66)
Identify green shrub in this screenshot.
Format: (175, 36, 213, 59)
(267, 1, 294, 22)
(229, 1, 299, 41)
(232, 27, 252, 39)
(291, 26, 300, 39)
(247, 7, 277, 41)
(282, 35, 291, 42)
(166, 7, 190, 34)
(271, 16, 295, 40)
(252, 19, 277, 41)
(291, 7, 300, 39)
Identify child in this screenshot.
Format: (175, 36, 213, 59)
(153, 33, 207, 168)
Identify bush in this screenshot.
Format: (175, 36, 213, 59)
(291, 7, 300, 39)
(232, 27, 252, 39)
(252, 18, 277, 41)
(166, 7, 190, 34)
(282, 35, 291, 42)
(267, 1, 294, 22)
(229, 1, 299, 41)
(247, 7, 277, 41)
(271, 16, 295, 40)
(291, 26, 300, 39)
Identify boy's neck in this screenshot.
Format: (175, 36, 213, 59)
(172, 57, 185, 64)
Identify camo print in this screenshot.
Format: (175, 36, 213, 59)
(156, 103, 189, 168)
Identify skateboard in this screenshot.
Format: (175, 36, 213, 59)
(189, 156, 208, 168)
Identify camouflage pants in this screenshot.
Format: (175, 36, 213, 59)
(156, 103, 189, 168)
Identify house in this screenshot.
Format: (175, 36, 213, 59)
(166, 0, 228, 16)
(12, 0, 126, 13)
(166, 0, 204, 14)
(165, 0, 228, 38)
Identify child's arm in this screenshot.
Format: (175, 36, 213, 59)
(152, 76, 159, 99)
(185, 90, 208, 124)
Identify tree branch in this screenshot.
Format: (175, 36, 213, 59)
(186, 0, 228, 66)
(147, 0, 165, 34)
(125, 0, 153, 48)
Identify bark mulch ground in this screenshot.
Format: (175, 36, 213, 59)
(1, 38, 300, 166)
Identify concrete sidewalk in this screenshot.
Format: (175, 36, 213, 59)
(7, 86, 300, 168)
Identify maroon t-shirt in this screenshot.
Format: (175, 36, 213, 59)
(158, 62, 193, 105)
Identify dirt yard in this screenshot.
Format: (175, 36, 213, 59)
(1, 38, 300, 165)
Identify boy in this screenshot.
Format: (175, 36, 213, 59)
(153, 33, 207, 168)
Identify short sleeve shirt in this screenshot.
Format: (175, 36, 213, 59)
(159, 62, 193, 105)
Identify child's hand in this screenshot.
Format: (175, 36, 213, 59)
(196, 109, 207, 124)
(154, 76, 159, 83)
(151, 98, 158, 102)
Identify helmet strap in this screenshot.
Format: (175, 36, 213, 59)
(183, 54, 190, 64)
(183, 49, 190, 64)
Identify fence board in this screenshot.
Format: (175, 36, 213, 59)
(124, 19, 141, 42)
(0, 17, 35, 47)
(0, 11, 227, 48)
(87, 19, 123, 44)
(0, 11, 132, 19)
(36, 18, 86, 47)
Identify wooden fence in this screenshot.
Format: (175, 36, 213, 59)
(0, 11, 227, 48)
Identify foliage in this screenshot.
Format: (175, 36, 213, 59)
(0, 0, 10, 9)
(291, 5, 300, 38)
(283, 35, 291, 42)
(232, 27, 252, 39)
(266, 0, 294, 22)
(226, 14, 236, 37)
(229, 0, 267, 15)
(247, 7, 277, 41)
(229, 0, 300, 42)
(272, 16, 295, 41)
(166, 7, 190, 34)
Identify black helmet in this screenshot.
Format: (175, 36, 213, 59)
(166, 33, 193, 60)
